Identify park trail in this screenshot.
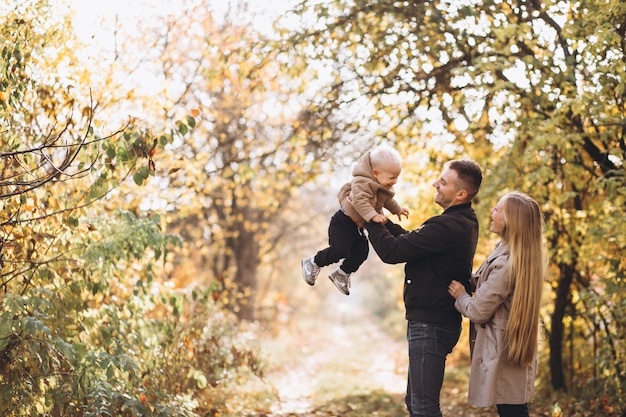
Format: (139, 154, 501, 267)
(259, 283, 526, 417)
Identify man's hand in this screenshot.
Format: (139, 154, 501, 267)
(371, 213, 388, 224)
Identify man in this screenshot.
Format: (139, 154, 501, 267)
(364, 159, 483, 417)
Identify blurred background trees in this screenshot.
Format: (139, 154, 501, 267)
(0, 0, 624, 416)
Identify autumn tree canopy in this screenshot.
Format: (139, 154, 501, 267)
(1, 0, 624, 415)
(282, 0, 625, 400)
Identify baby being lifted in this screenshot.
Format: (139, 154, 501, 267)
(301, 144, 409, 295)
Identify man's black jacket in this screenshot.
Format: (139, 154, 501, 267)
(365, 202, 479, 327)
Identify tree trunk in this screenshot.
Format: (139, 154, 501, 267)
(233, 228, 260, 321)
(549, 262, 575, 391)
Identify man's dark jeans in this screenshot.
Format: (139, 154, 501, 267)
(405, 320, 461, 417)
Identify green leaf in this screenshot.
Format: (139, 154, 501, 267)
(133, 166, 149, 185)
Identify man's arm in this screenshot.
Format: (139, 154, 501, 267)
(383, 219, 407, 237)
(365, 217, 453, 264)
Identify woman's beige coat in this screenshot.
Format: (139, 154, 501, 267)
(454, 242, 537, 407)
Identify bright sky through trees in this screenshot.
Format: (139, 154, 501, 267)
(70, 0, 296, 45)
(67, 0, 298, 99)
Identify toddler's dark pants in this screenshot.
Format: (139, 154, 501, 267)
(314, 209, 368, 274)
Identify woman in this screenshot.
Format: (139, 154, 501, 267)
(448, 191, 545, 417)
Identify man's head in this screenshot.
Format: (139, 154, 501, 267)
(432, 159, 482, 209)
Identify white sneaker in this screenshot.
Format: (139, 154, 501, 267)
(329, 269, 351, 295)
(301, 257, 320, 286)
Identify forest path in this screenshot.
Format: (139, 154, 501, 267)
(260, 287, 511, 417)
(265, 298, 406, 415)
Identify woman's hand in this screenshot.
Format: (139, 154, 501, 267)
(448, 280, 466, 299)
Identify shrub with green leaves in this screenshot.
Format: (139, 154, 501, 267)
(0, 210, 271, 416)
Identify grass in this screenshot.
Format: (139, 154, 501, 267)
(312, 391, 407, 417)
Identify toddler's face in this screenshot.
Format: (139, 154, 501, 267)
(373, 161, 401, 189)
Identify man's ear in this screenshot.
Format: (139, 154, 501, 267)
(456, 189, 468, 202)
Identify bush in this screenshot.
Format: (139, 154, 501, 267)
(0, 211, 271, 416)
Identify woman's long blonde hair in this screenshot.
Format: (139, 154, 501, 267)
(501, 192, 546, 367)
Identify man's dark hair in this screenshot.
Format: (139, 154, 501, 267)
(448, 160, 482, 200)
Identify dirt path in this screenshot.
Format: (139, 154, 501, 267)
(261, 290, 504, 417)
(266, 297, 407, 415)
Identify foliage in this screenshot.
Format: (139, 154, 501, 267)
(2, 209, 182, 416)
(3, 0, 625, 414)
(283, 0, 626, 412)
(100, 1, 352, 321)
(1, 1, 269, 416)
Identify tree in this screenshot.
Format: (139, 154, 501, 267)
(285, 0, 625, 408)
(108, 1, 349, 321)
(0, 1, 229, 415)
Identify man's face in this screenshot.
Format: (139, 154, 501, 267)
(432, 167, 462, 209)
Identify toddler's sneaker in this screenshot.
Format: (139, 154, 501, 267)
(301, 257, 320, 286)
(329, 269, 351, 295)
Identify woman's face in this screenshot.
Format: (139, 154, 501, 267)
(490, 197, 506, 236)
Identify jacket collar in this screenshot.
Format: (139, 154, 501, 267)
(487, 241, 510, 262)
(443, 202, 472, 213)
